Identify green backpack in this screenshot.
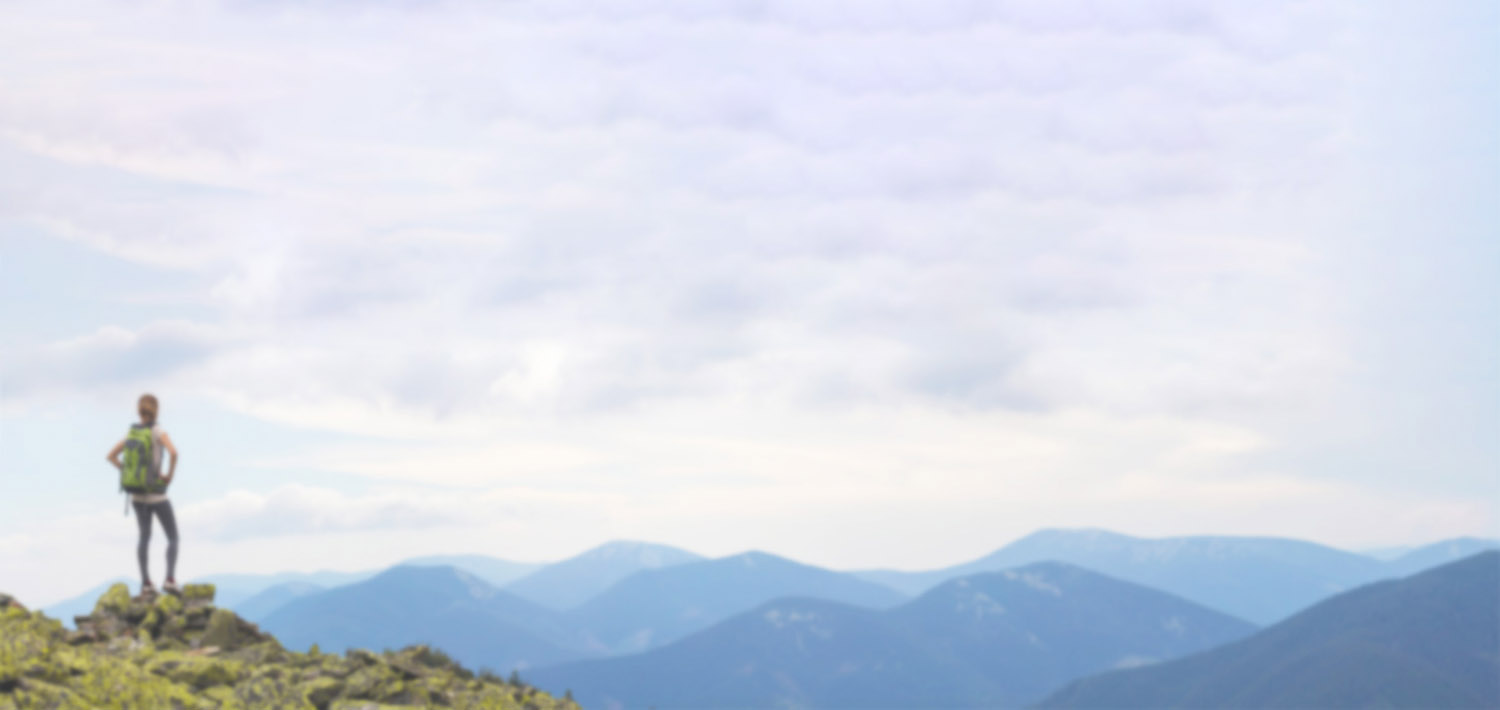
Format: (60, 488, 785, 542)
(120, 424, 165, 494)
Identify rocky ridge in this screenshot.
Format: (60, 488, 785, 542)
(0, 584, 581, 710)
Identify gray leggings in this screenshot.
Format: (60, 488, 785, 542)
(132, 500, 179, 584)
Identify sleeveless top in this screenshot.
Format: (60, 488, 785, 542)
(130, 427, 170, 504)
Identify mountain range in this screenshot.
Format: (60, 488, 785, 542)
(399, 553, 546, 588)
(563, 550, 909, 654)
(197, 568, 377, 609)
(256, 549, 913, 667)
(35, 529, 1497, 707)
(527, 561, 1256, 709)
(259, 564, 598, 673)
(232, 580, 323, 623)
(503, 540, 704, 611)
(853, 528, 1499, 624)
(42, 529, 1496, 636)
(1037, 550, 1500, 708)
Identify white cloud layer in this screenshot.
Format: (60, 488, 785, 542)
(181, 484, 485, 542)
(0, 0, 1366, 426)
(1, 0, 1495, 604)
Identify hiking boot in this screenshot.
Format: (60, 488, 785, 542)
(163, 579, 180, 596)
(140, 582, 156, 598)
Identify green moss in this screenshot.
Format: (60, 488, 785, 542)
(228, 667, 305, 708)
(181, 583, 216, 603)
(93, 583, 132, 616)
(123, 597, 153, 625)
(234, 639, 289, 666)
(347, 648, 380, 667)
(1, 588, 583, 710)
(183, 605, 213, 632)
(201, 684, 239, 707)
(200, 608, 251, 651)
(154, 592, 184, 616)
(343, 665, 387, 699)
(304, 675, 343, 709)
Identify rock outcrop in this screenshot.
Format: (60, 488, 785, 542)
(0, 584, 581, 710)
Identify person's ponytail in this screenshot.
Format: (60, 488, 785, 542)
(138, 394, 159, 427)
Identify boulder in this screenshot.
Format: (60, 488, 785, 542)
(145, 652, 245, 690)
(92, 583, 131, 616)
(304, 675, 344, 710)
(199, 608, 269, 651)
(181, 583, 216, 608)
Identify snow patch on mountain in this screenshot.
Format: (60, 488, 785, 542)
(955, 591, 1006, 619)
(1003, 570, 1063, 597)
(763, 608, 818, 628)
(1113, 654, 1158, 669)
(763, 608, 834, 640)
(455, 569, 493, 600)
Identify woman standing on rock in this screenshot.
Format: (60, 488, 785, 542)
(106, 393, 180, 596)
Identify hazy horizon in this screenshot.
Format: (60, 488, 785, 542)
(4, 0, 1497, 607)
(28, 527, 1500, 610)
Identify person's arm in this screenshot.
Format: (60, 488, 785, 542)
(159, 431, 179, 484)
(107, 440, 125, 471)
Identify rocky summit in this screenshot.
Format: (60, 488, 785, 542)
(0, 584, 582, 710)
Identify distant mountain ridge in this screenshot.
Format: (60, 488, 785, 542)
(233, 580, 323, 623)
(402, 553, 547, 589)
(1384, 537, 1499, 577)
(38, 530, 1495, 708)
(1037, 550, 1500, 709)
(564, 550, 910, 654)
(503, 540, 703, 611)
(260, 565, 601, 673)
(195, 568, 378, 609)
(534, 596, 991, 710)
(886, 563, 1255, 691)
(529, 560, 1256, 709)
(852, 528, 1498, 624)
(42, 530, 1496, 632)
(241, 549, 915, 672)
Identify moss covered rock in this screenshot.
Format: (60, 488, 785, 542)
(200, 608, 265, 651)
(146, 651, 246, 689)
(0, 588, 582, 710)
(304, 675, 345, 709)
(182, 583, 216, 606)
(154, 591, 184, 616)
(92, 583, 131, 617)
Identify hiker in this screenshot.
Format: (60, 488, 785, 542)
(106, 393, 180, 596)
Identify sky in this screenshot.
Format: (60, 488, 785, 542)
(2, 0, 1497, 607)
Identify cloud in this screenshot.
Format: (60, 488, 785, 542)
(180, 484, 494, 542)
(2, 0, 1491, 574)
(0, 533, 29, 557)
(2, 322, 232, 400)
(0, 0, 1361, 425)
